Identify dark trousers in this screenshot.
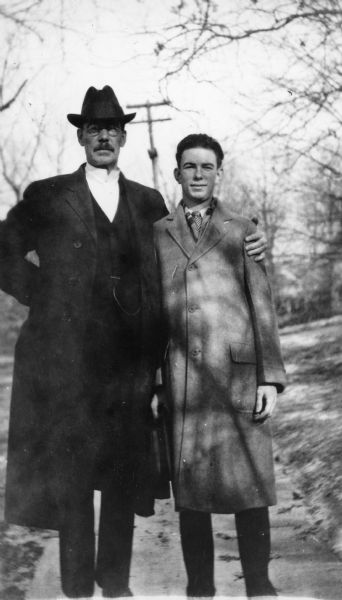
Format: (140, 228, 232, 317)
(59, 479, 134, 598)
(179, 506, 272, 597)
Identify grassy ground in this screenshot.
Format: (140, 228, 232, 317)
(273, 316, 342, 552)
(0, 314, 341, 597)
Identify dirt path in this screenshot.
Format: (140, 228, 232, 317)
(1, 316, 342, 599)
(25, 456, 341, 599)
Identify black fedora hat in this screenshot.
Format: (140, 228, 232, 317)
(67, 85, 136, 127)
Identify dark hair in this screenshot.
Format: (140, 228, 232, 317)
(176, 133, 224, 168)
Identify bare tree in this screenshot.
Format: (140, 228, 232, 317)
(148, 0, 342, 323)
(299, 159, 342, 312)
(0, 113, 47, 202)
(0, 0, 93, 207)
(0, 0, 88, 114)
(0, 1, 46, 112)
(152, 1, 342, 165)
(217, 152, 289, 286)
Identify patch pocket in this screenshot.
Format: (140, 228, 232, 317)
(230, 342, 256, 364)
(229, 343, 257, 413)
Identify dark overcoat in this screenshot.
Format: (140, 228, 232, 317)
(0, 166, 167, 530)
(154, 201, 286, 514)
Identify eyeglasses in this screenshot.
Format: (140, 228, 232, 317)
(86, 124, 122, 137)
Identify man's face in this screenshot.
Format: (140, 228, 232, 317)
(77, 121, 126, 170)
(174, 147, 222, 207)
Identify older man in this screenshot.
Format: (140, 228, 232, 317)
(0, 89, 266, 598)
(153, 134, 286, 599)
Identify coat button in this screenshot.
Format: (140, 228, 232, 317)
(188, 304, 199, 313)
(73, 240, 82, 249)
(191, 348, 201, 357)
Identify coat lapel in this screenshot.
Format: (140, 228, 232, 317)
(64, 165, 97, 243)
(118, 173, 139, 222)
(188, 201, 234, 265)
(165, 203, 196, 259)
(119, 174, 149, 259)
(119, 173, 161, 299)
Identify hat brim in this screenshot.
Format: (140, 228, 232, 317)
(67, 112, 136, 127)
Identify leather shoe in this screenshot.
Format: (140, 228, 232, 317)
(187, 586, 215, 598)
(102, 587, 133, 598)
(247, 578, 277, 598)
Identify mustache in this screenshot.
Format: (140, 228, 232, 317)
(94, 144, 114, 151)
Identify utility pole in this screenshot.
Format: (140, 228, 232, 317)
(127, 100, 170, 191)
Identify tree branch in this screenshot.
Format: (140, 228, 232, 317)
(0, 79, 27, 112)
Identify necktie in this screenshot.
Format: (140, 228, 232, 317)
(191, 211, 203, 236)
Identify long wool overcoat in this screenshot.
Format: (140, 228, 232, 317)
(0, 166, 167, 530)
(154, 201, 287, 514)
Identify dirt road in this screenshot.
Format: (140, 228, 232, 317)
(25, 457, 341, 600)
(1, 316, 342, 599)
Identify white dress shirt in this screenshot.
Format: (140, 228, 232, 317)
(183, 199, 211, 218)
(85, 163, 120, 222)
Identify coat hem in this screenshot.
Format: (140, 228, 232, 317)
(174, 498, 277, 514)
(4, 515, 59, 531)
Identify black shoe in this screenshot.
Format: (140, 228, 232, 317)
(102, 587, 133, 598)
(247, 578, 277, 598)
(186, 585, 216, 598)
(63, 593, 93, 598)
(62, 585, 94, 598)
(187, 592, 215, 600)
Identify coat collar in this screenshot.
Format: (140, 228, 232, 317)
(165, 200, 234, 263)
(63, 167, 139, 245)
(118, 173, 149, 232)
(64, 165, 97, 243)
(165, 202, 196, 259)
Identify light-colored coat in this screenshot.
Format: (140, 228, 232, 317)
(154, 201, 286, 514)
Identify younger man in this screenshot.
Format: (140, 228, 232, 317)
(153, 134, 286, 598)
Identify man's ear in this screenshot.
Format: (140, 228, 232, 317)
(173, 167, 181, 183)
(216, 166, 223, 181)
(77, 128, 85, 147)
(119, 130, 127, 148)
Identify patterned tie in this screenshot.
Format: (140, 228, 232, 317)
(191, 211, 203, 237)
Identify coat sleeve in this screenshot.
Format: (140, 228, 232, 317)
(243, 221, 287, 392)
(0, 183, 40, 306)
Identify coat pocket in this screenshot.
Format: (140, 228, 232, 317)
(229, 342, 257, 413)
(230, 342, 256, 364)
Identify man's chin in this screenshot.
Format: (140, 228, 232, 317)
(91, 157, 116, 168)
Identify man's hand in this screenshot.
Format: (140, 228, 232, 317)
(151, 393, 160, 420)
(253, 385, 277, 422)
(245, 230, 267, 262)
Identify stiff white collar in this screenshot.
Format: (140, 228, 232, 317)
(85, 163, 120, 221)
(85, 162, 120, 182)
